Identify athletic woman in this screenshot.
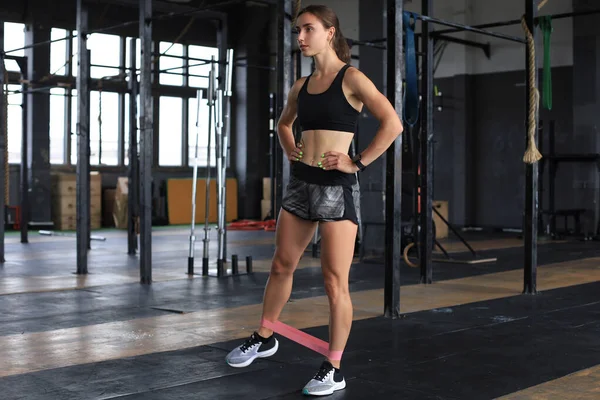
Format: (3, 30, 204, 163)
(226, 5, 403, 396)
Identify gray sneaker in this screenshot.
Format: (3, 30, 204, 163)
(225, 332, 279, 368)
(302, 361, 346, 396)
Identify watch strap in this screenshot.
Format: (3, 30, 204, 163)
(352, 154, 366, 171)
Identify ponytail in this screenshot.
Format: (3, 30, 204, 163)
(333, 30, 351, 64)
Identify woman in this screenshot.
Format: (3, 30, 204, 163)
(226, 4, 403, 396)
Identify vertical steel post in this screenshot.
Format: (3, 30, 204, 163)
(268, 92, 276, 219)
(0, 34, 6, 263)
(548, 120, 556, 235)
(18, 58, 29, 244)
(384, 0, 404, 318)
(275, 0, 292, 221)
(523, 0, 538, 294)
(64, 31, 73, 165)
(182, 45, 190, 168)
(127, 38, 138, 255)
(118, 36, 126, 167)
(139, 0, 153, 284)
(76, 0, 90, 274)
(419, 0, 434, 284)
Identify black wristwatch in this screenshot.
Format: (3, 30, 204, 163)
(352, 153, 366, 172)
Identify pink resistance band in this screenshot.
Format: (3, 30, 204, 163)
(261, 318, 343, 361)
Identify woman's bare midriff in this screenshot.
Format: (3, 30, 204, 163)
(298, 129, 354, 167)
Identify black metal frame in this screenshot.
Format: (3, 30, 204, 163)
(418, 0, 435, 285)
(76, 0, 91, 275)
(538, 120, 600, 239)
(384, 0, 547, 313)
(347, 36, 491, 59)
(383, 0, 404, 319)
(127, 37, 139, 256)
(139, 0, 153, 284)
(434, 9, 600, 35)
(522, 0, 537, 294)
(274, 0, 293, 222)
(0, 46, 6, 263)
(3, 1, 237, 56)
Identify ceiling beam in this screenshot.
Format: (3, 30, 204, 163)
(94, 0, 228, 20)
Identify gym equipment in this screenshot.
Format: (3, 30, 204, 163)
(186, 51, 251, 279)
(261, 318, 343, 361)
(39, 230, 106, 241)
(217, 48, 234, 274)
(538, 120, 600, 239)
(402, 205, 498, 267)
(202, 58, 216, 275)
(188, 88, 204, 275)
(403, 12, 419, 127)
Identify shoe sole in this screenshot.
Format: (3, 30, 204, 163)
(302, 380, 346, 396)
(226, 339, 279, 368)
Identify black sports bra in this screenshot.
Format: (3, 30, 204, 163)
(296, 64, 360, 133)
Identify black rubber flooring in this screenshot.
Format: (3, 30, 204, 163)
(2, 281, 599, 399)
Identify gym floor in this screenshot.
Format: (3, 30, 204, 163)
(1, 227, 600, 399)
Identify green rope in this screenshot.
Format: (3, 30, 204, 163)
(539, 16, 553, 110)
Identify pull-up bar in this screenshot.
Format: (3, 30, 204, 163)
(406, 11, 527, 44)
(434, 9, 600, 36)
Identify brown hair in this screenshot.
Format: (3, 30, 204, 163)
(296, 5, 351, 64)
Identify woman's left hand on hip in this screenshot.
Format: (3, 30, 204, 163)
(318, 151, 359, 173)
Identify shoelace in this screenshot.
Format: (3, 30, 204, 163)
(240, 334, 260, 353)
(313, 364, 333, 382)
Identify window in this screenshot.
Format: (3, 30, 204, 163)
(92, 90, 119, 165)
(4, 22, 25, 59)
(49, 88, 66, 164)
(50, 28, 69, 76)
(125, 37, 141, 73)
(4, 23, 25, 73)
(188, 94, 216, 167)
(159, 42, 184, 86)
(159, 96, 183, 166)
(89, 33, 121, 79)
(7, 85, 22, 163)
(68, 90, 120, 165)
(188, 45, 219, 88)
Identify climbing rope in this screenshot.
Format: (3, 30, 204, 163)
(520, 0, 549, 164)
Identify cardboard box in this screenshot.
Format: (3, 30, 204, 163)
(50, 172, 103, 230)
(113, 177, 129, 229)
(51, 171, 102, 197)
